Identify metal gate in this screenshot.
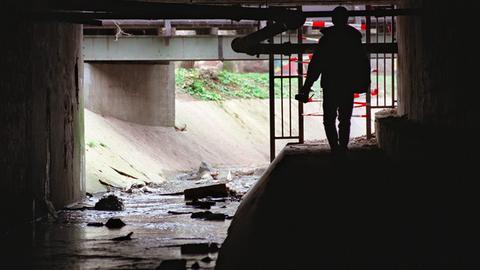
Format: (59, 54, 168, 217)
(268, 14, 305, 161)
(268, 5, 398, 161)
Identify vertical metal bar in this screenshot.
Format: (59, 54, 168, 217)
(391, 14, 396, 106)
(298, 21, 304, 144)
(365, 6, 372, 139)
(383, 15, 387, 107)
(375, 16, 379, 106)
(268, 20, 276, 161)
(288, 29, 292, 137)
(280, 33, 284, 137)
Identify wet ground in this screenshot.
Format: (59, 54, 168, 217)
(1, 167, 262, 270)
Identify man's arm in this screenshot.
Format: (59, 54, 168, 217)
(302, 48, 323, 91)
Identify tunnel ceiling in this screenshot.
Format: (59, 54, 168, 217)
(136, 0, 397, 4)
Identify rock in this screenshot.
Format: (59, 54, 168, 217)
(205, 213, 228, 221)
(111, 232, 133, 241)
(190, 211, 229, 221)
(191, 262, 200, 269)
(198, 161, 213, 175)
(105, 218, 126, 229)
(87, 222, 104, 227)
(141, 186, 155, 193)
(191, 211, 213, 219)
(186, 199, 216, 209)
(94, 194, 124, 211)
(226, 171, 232, 181)
(156, 259, 186, 270)
(184, 184, 228, 201)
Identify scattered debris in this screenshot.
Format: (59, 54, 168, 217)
(111, 232, 133, 241)
(234, 168, 255, 176)
(190, 211, 230, 221)
(205, 213, 229, 221)
(87, 222, 104, 227)
(156, 259, 186, 270)
(86, 192, 93, 197)
(198, 161, 213, 175)
(191, 262, 200, 269)
(184, 184, 228, 201)
(226, 171, 232, 181)
(174, 124, 187, 132)
(186, 199, 216, 209)
(190, 211, 213, 219)
(111, 167, 139, 179)
(180, 243, 220, 255)
(105, 218, 126, 229)
(201, 256, 213, 263)
(94, 194, 124, 211)
(167, 211, 193, 215)
(159, 191, 184, 196)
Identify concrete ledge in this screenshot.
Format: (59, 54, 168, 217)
(216, 142, 480, 270)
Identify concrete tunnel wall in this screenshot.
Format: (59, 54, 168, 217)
(0, 3, 85, 229)
(376, 0, 477, 157)
(84, 62, 175, 127)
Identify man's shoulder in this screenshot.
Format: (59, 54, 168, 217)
(321, 25, 362, 39)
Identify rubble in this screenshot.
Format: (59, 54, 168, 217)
(111, 232, 133, 241)
(186, 199, 216, 209)
(191, 262, 200, 269)
(105, 218, 126, 229)
(87, 222, 104, 227)
(156, 259, 186, 270)
(190, 211, 231, 221)
(180, 243, 220, 255)
(184, 184, 228, 201)
(94, 194, 124, 211)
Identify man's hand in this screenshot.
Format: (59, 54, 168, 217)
(295, 87, 312, 103)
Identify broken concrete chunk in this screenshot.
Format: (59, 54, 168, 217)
(191, 211, 213, 219)
(111, 232, 133, 241)
(184, 184, 228, 201)
(186, 199, 216, 209)
(168, 211, 193, 215)
(105, 218, 126, 229)
(87, 222, 104, 227)
(198, 161, 213, 175)
(190, 211, 229, 221)
(180, 243, 219, 255)
(94, 194, 124, 211)
(156, 259, 186, 270)
(205, 213, 228, 221)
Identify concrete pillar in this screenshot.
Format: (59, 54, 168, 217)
(376, 0, 477, 159)
(396, 0, 475, 128)
(84, 61, 175, 127)
(1, 9, 85, 229)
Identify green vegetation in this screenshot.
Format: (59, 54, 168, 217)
(176, 68, 269, 101)
(175, 67, 325, 102)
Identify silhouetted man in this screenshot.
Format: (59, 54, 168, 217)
(296, 6, 369, 157)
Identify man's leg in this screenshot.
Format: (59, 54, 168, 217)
(322, 90, 339, 151)
(337, 92, 354, 150)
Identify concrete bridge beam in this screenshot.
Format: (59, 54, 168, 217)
(84, 61, 175, 127)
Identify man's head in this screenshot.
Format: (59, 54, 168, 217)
(332, 6, 349, 26)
